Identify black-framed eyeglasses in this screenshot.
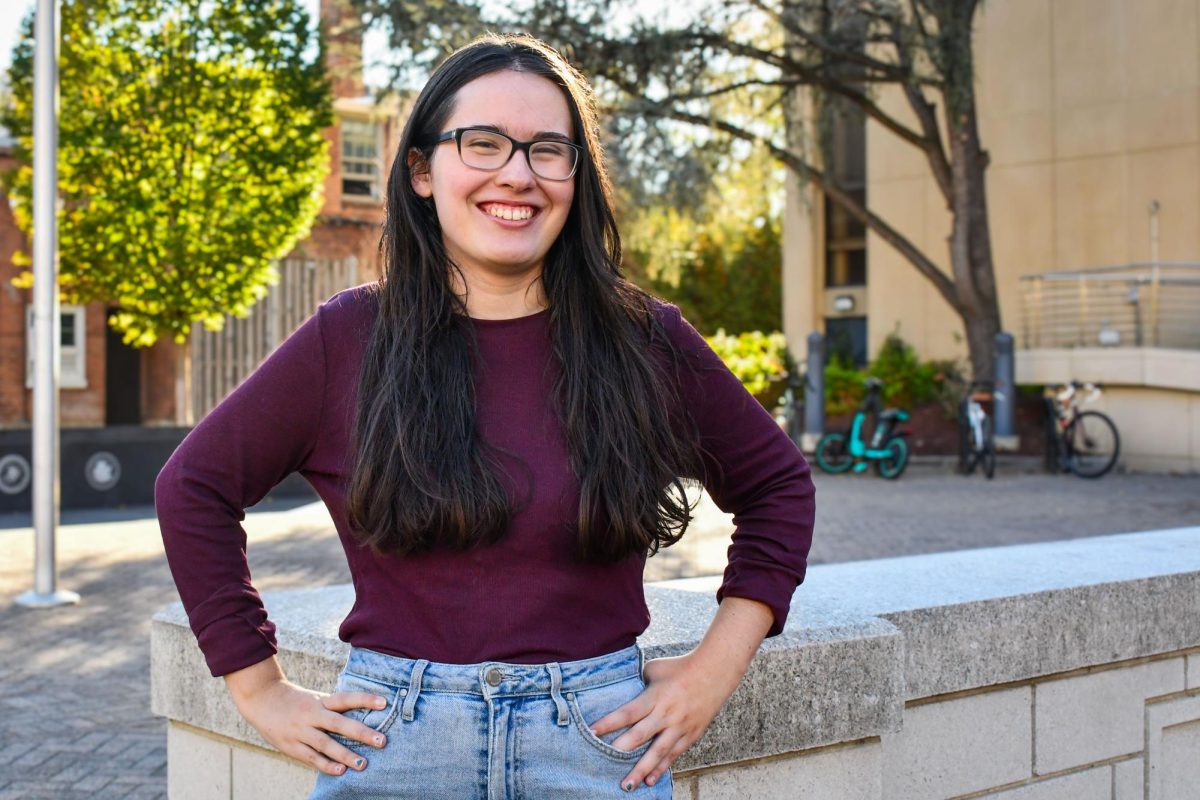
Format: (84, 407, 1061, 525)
(432, 127, 583, 181)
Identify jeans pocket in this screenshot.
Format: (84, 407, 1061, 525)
(327, 670, 404, 750)
(565, 675, 651, 762)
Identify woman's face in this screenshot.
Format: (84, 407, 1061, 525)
(411, 70, 576, 284)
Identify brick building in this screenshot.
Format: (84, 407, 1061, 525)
(0, 0, 402, 508)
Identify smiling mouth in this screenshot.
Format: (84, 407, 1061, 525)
(479, 202, 538, 222)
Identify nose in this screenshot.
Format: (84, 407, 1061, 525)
(494, 147, 537, 189)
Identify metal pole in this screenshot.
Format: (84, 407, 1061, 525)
(802, 332, 825, 453)
(993, 332, 1018, 451)
(1148, 200, 1161, 347)
(16, 0, 79, 609)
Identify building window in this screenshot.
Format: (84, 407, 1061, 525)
(25, 304, 87, 389)
(823, 98, 867, 288)
(341, 117, 383, 200)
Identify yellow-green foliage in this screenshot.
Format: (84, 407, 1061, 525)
(622, 140, 783, 336)
(1, 0, 332, 346)
(704, 329, 790, 397)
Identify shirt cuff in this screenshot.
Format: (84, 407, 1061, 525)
(715, 566, 802, 638)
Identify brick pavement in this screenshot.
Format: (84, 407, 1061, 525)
(0, 466, 1196, 798)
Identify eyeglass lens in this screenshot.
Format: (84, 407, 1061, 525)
(458, 129, 577, 180)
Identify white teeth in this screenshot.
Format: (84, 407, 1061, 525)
(483, 203, 534, 221)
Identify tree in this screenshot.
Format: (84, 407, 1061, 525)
(2, 0, 333, 351)
(353, 0, 1003, 379)
(620, 139, 784, 335)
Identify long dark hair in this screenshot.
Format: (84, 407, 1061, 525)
(346, 33, 709, 562)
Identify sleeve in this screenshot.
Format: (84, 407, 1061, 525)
(661, 303, 816, 637)
(154, 305, 329, 677)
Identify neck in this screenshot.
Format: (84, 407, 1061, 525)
(452, 263, 548, 320)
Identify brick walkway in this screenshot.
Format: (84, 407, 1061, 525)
(0, 465, 1197, 798)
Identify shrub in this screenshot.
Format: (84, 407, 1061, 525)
(705, 329, 790, 399)
(822, 332, 963, 417)
(868, 332, 940, 409)
(824, 356, 865, 416)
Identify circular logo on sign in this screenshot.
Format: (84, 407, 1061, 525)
(0, 454, 32, 495)
(84, 451, 121, 492)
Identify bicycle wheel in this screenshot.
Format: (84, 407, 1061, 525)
(874, 437, 909, 480)
(981, 415, 996, 479)
(958, 411, 975, 475)
(1042, 397, 1061, 474)
(1064, 411, 1120, 478)
(815, 431, 854, 474)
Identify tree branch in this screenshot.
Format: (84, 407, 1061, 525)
(750, 0, 912, 80)
(612, 84, 959, 309)
(682, 30, 935, 152)
(888, 20, 954, 204)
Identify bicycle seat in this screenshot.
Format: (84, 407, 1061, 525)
(969, 392, 993, 402)
(879, 408, 907, 421)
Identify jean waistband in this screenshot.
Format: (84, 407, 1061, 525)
(340, 643, 644, 699)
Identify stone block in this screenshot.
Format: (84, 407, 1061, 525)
(231, 747, 315, 800)
(879, 688, 1031, 800)
(670, 774, 698, 800)
(167, 723, 231, 800)
(1147, 694, 1200, 800)
(765, 527, 1200, 699)
(1113, 758, 1145, 800)
(668, 616, 903, 771)
(696, 739, 881, 800)
(977, 766, 1110, 799)
(1035, 658, 1184, 773)
(1187, 653, 1199, 689)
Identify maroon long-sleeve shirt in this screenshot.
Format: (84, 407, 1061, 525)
(155, 284, 815, 677)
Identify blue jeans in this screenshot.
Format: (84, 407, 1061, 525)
(307, 643, 673, 799)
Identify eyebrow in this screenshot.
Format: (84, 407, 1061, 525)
(466, 123, 574, 142)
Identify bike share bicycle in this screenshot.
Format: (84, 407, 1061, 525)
(1043, 380, 1121, 478)
(958, 380, 1001, 479)
(814, 377, 911, 479)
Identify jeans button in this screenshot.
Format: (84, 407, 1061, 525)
(485, 667, 503, 687)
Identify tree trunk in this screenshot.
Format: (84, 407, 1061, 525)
(945, 42, 1002, 381)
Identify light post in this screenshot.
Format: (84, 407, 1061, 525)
(15, 0, 79, 609)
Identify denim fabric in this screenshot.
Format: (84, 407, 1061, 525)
(308, 643, 673, 799)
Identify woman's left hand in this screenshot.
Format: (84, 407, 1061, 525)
(587, 650, 744, 792)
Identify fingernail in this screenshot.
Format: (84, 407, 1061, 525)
(623, 781, 634, 792)
(647, 775, 657, 786)
(374, 735, 384, 746)
(355, 758, 365, 769)
(376, 698, 387, 708)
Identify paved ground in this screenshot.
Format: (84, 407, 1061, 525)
(0, 463, 1197, 798)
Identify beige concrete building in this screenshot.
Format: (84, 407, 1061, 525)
(783, 0, 1200, 472)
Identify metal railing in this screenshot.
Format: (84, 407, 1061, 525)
(1019, 262, 1200, 350)
(190, 256, 360, 420)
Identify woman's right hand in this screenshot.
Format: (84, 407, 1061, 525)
(223, 656, 389, 777)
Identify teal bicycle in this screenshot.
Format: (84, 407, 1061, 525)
(814, 378, 912, 479)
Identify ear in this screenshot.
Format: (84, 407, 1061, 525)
(408, 148, 433, 198)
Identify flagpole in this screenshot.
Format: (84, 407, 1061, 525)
(16, 0, 79, 609)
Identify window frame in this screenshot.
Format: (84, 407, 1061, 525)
(340, 115, 384, 202)
(25, 304, 88, 389)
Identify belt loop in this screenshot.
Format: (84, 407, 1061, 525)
(547, 662, 569, 726)
(402, 660, 428, 722)
(637, 644, 645, 681)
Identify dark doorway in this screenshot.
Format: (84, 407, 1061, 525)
(105, 308, 142, 425)
(826, 316, 868, 368)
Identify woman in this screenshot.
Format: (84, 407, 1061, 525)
(156, 33, 815, 798)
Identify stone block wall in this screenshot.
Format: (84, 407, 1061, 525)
(153, 528, 1200, 799)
